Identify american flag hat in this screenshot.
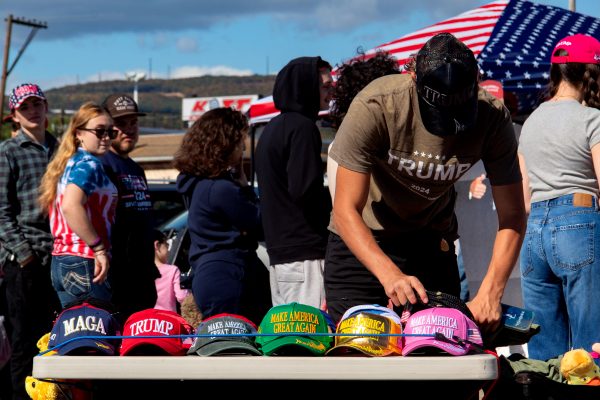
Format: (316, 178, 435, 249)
(8, 83, 46, 111)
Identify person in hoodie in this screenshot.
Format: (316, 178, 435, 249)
(174, 107, 271, 325)
(254, 56, 334, 310)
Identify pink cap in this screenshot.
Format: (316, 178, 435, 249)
(551, 34, 600, 64)
(120, 308, 194, 356)
(402, 307, 483, 356)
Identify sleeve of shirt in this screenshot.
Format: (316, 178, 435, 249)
(328, 96, 387, 173)
(586, 108, 600, 149)
(66, 155, 104, 196)
(0, 143, 33, 262)
(482, 109, 522, 186)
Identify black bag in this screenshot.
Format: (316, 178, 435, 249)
(487, 355, 600, 400)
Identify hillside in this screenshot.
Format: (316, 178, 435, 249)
(45, 75, 277, 129)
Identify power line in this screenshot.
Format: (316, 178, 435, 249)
(0, 15, 48, 122)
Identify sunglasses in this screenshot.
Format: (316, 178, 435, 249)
(79, 127, 118, 140)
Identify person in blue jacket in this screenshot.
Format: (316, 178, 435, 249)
(174, 107, 271, 325)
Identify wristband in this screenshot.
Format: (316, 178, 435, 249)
(89, 236, 102, 248)
(92, 243, 106, 252)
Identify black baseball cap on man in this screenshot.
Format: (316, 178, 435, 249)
(102, 94, 146, 118)
(416, 33, 479, 136)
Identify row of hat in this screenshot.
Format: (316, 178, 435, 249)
(46, 302, 483, 357)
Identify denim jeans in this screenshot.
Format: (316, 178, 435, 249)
(520, 193, 600, 361)
(51, 255, 112, 308)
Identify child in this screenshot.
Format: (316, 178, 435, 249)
(153, 229, 189, 312)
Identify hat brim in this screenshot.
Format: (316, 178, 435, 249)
(111, 111, 147, 118)
(12, 94, 46, 111)
(402, 337, 468, 356)
(326, 341, 402, 357)
(189, 340, 262, 356)
(417, 92, 478, 136)
(259, 336, 329, 356)
(56, 338, 116, 356)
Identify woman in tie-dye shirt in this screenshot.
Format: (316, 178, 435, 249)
(39, 102, 118, 308)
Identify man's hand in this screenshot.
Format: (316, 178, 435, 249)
(382, 269, 428, 307)
(469, 174, 487, 200)
(467, 293, 502, 333)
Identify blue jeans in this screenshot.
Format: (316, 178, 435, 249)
(520, 193, 600, 361)
(51, 255, 112, 308)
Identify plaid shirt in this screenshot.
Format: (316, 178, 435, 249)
(0, 130, 57, 266)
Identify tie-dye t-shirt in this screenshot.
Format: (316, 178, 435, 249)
(50, 148, 118, 258)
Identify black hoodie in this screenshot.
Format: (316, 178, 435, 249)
(254, 56, 332, 264)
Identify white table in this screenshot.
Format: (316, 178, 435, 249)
(33, 354, 498, 381)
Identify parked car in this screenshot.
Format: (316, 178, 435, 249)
(147, 180, 186, 227)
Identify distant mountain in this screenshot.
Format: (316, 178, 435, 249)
(45, 75, 277, 129)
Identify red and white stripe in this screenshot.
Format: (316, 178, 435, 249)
(248, 0, 509, 125)
(358, 0, 508, 68)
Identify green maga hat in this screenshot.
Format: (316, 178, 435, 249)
(256, 302, 333, 356)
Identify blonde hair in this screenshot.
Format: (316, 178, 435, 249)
(38, 102, 110, 212)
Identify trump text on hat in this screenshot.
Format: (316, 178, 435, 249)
(129, 318, 174, 336)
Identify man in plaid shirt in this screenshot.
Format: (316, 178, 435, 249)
(0, 83, 61, 400)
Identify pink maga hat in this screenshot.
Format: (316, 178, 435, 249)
(402, 307, 483, 356)
(551, 34, 600, 65)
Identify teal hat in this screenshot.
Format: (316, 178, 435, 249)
(256, 303, 333, 356)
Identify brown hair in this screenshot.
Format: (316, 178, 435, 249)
(547, 48, 600, 109)
(173, 107, 248, 178)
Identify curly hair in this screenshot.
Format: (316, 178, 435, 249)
(173, 107, 248, 178)
(547, 48, 600, 109)
(330, 50, 401, 128)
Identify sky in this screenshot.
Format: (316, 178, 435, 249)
(0, 0, 598, 91)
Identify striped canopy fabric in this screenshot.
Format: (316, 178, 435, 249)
(249, 0, 600, 123)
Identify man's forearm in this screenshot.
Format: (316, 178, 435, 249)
(478, 227, 524, 301)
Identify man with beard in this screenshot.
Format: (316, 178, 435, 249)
(101, 94, 158, 323)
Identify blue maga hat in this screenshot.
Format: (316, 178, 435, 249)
(48, 303, 120, 356)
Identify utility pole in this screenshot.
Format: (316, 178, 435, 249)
(569, 0, 575, 12)
(125, 72, 146, 104)
(0, 15, 47, 122)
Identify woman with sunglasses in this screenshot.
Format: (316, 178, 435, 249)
(39, 102, 118, 308)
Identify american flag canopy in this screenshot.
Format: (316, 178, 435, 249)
(359, 0, 600, 115)
(249, 0, 600, 123)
